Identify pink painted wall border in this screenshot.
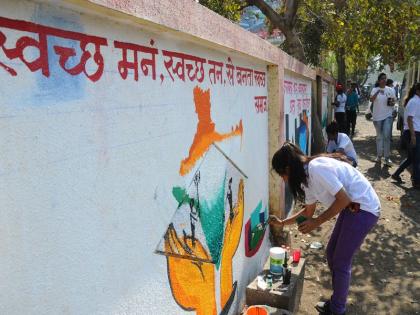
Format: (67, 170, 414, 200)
(281, 51, 316, 80)
(66, 0, 318, 80)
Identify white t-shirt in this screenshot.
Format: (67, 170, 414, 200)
(304, 157, 381, 216)
(404, 94, 420, 132)
(326, 133, 358, 163)
(370, 86, 396, 121)
(335, 94, 347, 113)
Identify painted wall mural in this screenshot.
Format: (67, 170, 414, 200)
(0, 1, 269, 314)
(179, 87, 243, 177)
(161, 171, 244, 315)
(284, 74, 312, 155)
(244, 201, 268, 257)
(156, 87, 246, 315)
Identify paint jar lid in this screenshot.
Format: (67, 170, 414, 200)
(270, 247, 286, 257)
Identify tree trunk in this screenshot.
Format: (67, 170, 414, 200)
(248, 0, 307, 63)
(336, 47, 346, 84)
(283, 28, 306, 63)
(311, 78, 325, 154)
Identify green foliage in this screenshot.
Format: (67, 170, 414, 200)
(200, 0, 420, 75)
(318, 0, 420, 70)
(199, 0, 244, 21)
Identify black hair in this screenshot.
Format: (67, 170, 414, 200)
(386, 79, 394, 86)
(272, 142, 307, 200)
(378, 73, 387, 81)
(326, 121, 339, 135)
(272, 142, 352, 201)
(404, 82, 420, 107)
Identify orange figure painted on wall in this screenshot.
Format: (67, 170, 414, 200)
(179, 86, 243, 176)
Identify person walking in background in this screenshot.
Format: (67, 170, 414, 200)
(326, 122, 358, 167)
(386, 79, 398, 143)
(270, 142, 380, 315)
(334, 84, 347, 133)
(392, 83, 420, 189)
(370, 73, 396, 166)
(346, 82, 360, 136)
(394, 83, 400, 100)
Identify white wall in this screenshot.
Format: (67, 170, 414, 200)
(0, 1, 270, 314)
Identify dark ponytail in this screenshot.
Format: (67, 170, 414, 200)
(272, 142, 307, 200)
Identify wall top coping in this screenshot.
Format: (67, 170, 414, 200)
(63, 0, 324, 81)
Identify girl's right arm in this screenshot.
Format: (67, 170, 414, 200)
(269, 203, 316, 227)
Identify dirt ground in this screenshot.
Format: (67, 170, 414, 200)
(294, 106, 420, 315)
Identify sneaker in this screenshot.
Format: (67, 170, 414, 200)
(391, 174, 403, 183)
(384, 158, 393, 167)
(315, 301, 345, 315)
(315, 301, 330, 313)
(375, 156, 382, 163)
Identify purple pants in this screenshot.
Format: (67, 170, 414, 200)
(326, 209, 378, 314)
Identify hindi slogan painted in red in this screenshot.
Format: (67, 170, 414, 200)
(0, 16, 267, 88)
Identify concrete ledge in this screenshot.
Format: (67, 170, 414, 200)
(246, 258, 306, 313)
(66, 0, 282, 64)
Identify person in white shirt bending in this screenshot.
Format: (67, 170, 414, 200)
(392, 83, 420, 189)
(334, 84, 347, 133)
(270, 142, 380, 315)
(370, 73, 396, 166)
(326, 121, 358, 167)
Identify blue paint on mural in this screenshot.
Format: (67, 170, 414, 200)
(298, 121, 307, 154)
(31, 4, 85, 103)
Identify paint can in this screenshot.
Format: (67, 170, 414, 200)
(269, 247, 285, 275)
(245, 305, 269, 315)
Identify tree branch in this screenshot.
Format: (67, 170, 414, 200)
(239, 4, 251, 11)
(246, 0, 287, 29)
(284, 0, 300, 26)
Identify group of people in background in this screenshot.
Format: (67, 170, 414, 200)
(333, 82, 360, 137)
(268, 75, 419, 315)
(331, 72, 419, 189)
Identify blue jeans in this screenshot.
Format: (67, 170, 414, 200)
(373, 117, 393, 158)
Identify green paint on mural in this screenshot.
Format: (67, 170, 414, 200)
(172, 186, 191, 208)
(171, 175, 227, 267)
(199, 174, 226, 268)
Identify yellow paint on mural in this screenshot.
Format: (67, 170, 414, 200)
(165, 179, 245, 315)
(165, 225, 217, 315)
(220, 179, 244, 309)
